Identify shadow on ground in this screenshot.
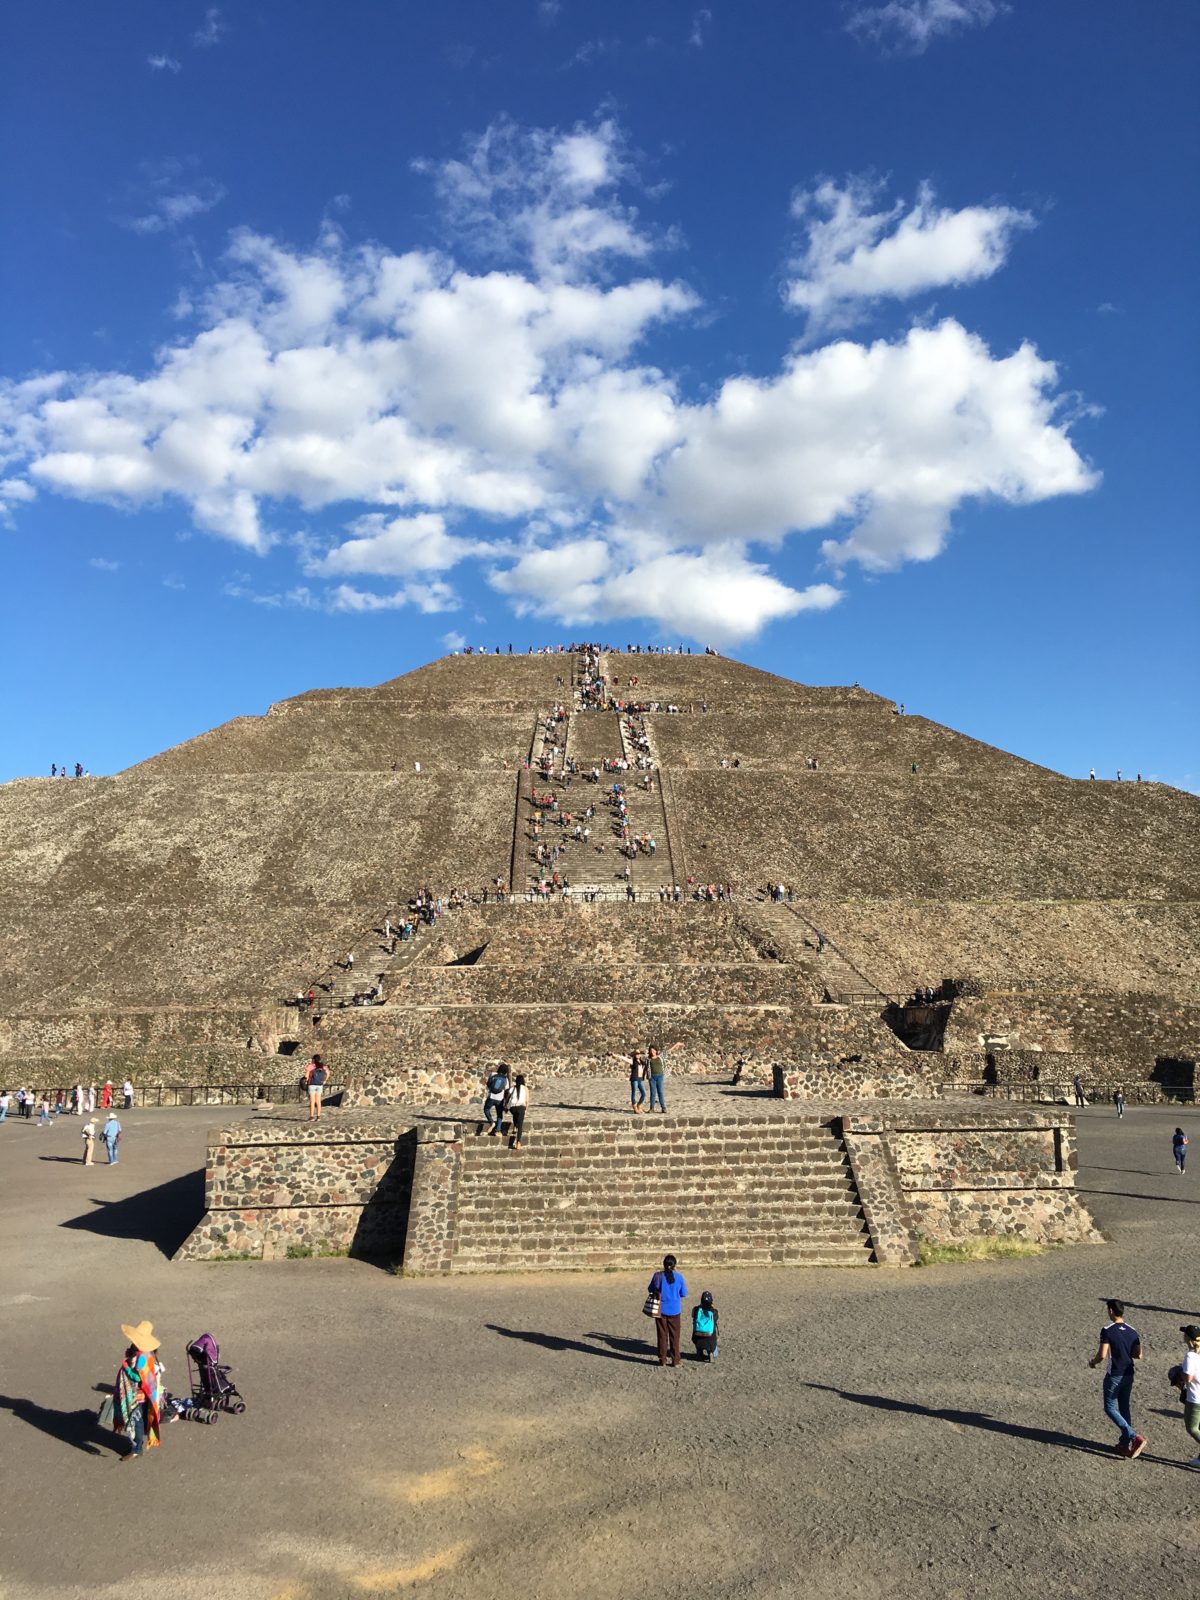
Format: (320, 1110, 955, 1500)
(487, 1325, 655, 1364)
(806, 1383, 1196, 1470)
(60, 1169, 205, 1257)
(0, 1392, 126, 1458)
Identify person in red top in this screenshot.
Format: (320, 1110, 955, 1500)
(305, 1054, 329, 1121)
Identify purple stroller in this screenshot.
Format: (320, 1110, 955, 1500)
(186, 1332, 246, 1421)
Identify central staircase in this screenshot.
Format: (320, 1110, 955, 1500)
(444, 1113, 876, 1271)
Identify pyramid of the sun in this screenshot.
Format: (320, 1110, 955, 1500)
(1, 649, 1197, 1098)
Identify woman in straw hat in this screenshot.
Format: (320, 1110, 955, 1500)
(113, 1321, 163, 1461)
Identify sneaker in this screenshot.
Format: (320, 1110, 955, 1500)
(1113, 1440, 1129, 1456)
(1127, 1435, 1147, 1459)
(1187, 1454, 1200, 1467)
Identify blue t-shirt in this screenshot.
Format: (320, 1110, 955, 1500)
(1102, 1321, 1140, 1377)
(652, 1271, 687, 1317)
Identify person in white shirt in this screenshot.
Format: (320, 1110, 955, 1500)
(507, 1074, 529, 1151)
(1175, 1325, 1200, 1465)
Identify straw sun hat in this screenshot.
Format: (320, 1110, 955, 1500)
(120, 1320, 160, 1353)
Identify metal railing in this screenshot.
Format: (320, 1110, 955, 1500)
(30, 1082, 346, 1110)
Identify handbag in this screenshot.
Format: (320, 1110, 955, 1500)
(642, 1272, 662, 1318)
(97, 1393, 115, 1429)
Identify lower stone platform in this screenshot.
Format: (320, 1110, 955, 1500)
(176, 1078, 1102, 1270)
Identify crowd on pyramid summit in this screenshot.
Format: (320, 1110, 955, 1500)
(48, 762, 89, 778)
(450, 641, 720, 656)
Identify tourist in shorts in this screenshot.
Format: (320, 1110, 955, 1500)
(1088, 1299, 1145, 1458)
(305, 1054, 328, 1121)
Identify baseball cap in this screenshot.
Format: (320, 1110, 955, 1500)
(1181, 1325, 1200, 1339)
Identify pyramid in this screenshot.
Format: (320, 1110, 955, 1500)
(1, 649, 1196, 1100)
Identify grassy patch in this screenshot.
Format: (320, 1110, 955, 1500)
(915, 1236, 1049, 1266)
(285, 1243, 313, 1259)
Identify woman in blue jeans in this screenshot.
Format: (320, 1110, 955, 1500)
(648, 1254, 687, 1366)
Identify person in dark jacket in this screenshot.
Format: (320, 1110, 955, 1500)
(691, 1290, 719, 1362)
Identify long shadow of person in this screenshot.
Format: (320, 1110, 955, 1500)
(0, 1392, 125, 1457)
(486, 1326, 653, 1364)
(805, 1383, 1109, 1457)
(807, 1383, 1197, 1470)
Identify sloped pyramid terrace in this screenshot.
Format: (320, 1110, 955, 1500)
(1, 649, 1196, 1104)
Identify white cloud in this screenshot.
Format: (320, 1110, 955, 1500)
(88, 556, 121, 571)
(441, 629, 467, 650)
(0, 115, 1098, 641)
(123, 163, 226, 236)
(328, 579, 459, 614)
(147, 54, 181, 73)
(787, 176, 1033, 336)
(418, 116, 657, 282)
(191, 7, 225, 47)
(847, 0, 1003, 54)
(689, 9, 712, 47)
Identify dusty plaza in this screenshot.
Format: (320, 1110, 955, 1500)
(0, 1098, 1197, 1600)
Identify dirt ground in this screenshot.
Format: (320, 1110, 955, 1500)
(0, 1099, 1196, 1600)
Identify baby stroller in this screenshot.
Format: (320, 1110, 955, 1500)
(186, 1332, 246, 1421)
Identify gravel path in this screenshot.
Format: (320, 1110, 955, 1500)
(0, 1100, 1196, 1600)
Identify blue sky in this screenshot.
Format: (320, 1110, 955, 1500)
(2, 0, 1196, 786)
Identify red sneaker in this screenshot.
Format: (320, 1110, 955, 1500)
(1127, 1436, 1147, 1459)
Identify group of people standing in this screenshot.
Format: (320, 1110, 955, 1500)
(645, 1256, 719, 1366)
(1, 1080, 133, 1126)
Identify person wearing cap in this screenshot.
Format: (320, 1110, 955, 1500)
(112, 1321, 164, 1461)
(1088, 1299, 1146, 1459)
(1173, 1326, 1200, 1465)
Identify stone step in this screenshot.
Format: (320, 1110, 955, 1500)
(451, 1243, 874, 1269)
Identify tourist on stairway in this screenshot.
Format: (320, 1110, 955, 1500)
(629, 1050, 648, 1113)
(647, 1046, 667, 1112)
(483, 1065, 510, 1135)
(507, 1074, 528, 1151)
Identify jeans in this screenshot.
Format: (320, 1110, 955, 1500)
(484, 1098, 504, 1130)
(127, 1402, 146, 1456)
(630, 1079, 646, 1108)
(648, 1075, 665, 1111)
(0, 1105, 7, 1121)
(105, 1137, 119, 1164)
(1103, 1373, 1136, 1443)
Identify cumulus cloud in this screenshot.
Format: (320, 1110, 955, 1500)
(147, 53, 181, 73)
(847, 0, 1003, 54)
(88, 556, 121, 571)
(418, 116, 658, 282)
(787, 176, 1033, 336)
(0, 114, 1098, 641)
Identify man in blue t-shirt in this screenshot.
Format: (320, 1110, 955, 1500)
(1089, 1298, 1145, 1458)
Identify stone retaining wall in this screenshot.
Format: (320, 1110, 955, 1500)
(176, 1117, 418, 1261)
(176, 1096, 1101, 1268)
(839, 1106, 1101, 1253)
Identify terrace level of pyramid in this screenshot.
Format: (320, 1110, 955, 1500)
(1, 649, 1196, 1106)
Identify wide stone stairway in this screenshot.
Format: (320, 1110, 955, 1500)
(446, 1113, 876, 1271)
